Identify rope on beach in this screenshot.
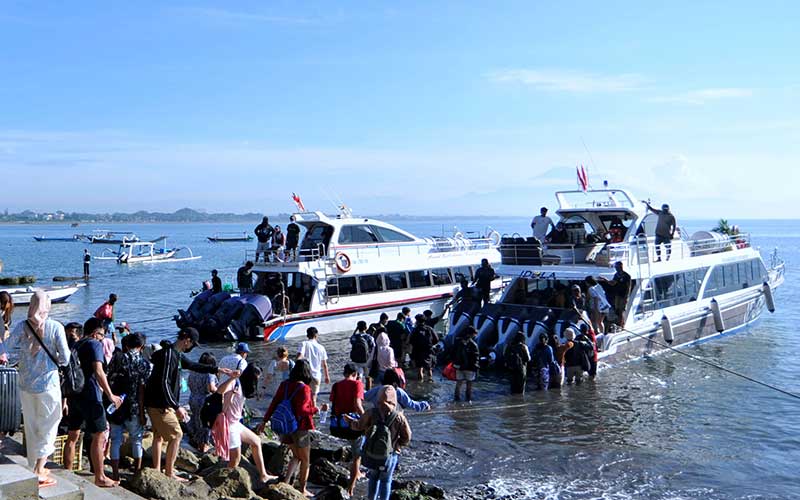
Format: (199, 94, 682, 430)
(125, 314, 175, 325)
(618, 326, 800, 402)
(411, 401, 542, 416)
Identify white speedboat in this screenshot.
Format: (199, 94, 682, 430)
(96, 240, 201, 264)
(1, 283, 87, 306)
(242, 208, 503, 341)
(446, 187, 785, 364)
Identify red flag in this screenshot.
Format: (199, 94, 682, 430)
(291, 193, 306, 212)
(577, 165, 589, 191)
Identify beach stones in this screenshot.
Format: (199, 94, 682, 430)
(313, 485, 350, 500)
(308, 458, 349, 488)
(203, 466, 254, 498)
(176, 447, 201, 473)
(256, 482, 308, 500)
(128, 468, 185, 499)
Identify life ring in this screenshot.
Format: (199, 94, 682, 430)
(334, 252, 352, 273)
(488, 230, 501, 246)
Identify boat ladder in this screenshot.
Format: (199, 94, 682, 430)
(319, 263, 340, 305)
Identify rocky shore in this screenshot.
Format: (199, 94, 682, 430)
(116, 430, 446, 500)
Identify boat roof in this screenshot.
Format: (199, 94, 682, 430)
(554, 188, 644, 217)
(291, 211, 419, 240)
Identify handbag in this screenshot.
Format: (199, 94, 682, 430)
(442, 362, 457, 381)
(25, 320, 84, 396)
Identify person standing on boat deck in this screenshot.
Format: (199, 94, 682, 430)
(286, 216, 301, 262)
(0, 292, 70, 489)
(545, 222, 569, 244)
(210, 269, 222, 294)
(644, 202, 676, 261)
(350, 320, 376, 383)
(296, 326, 330, 405)
(600, 262, 632, 328)
(505, 332, 531, 395)
(474, 258, 497, 307)
(83, 249, 91, 278)
(531, 207, 555, 243)
(144, 327, 229, 482)
(410, 314, 438, 382)
(272, 225, 286, 260)
(585, 276, 612, 334)
(237, 261, 254, 294)
(453, 326, 479, 402)
(254, 216, 274, 263)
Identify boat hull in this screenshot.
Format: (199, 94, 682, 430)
(1, 284, 86, 306)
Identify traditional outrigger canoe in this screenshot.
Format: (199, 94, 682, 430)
(95, 240, 201, 264)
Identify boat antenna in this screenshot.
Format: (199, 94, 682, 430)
(580, 136, 601, 182)
(319, 188, 341, 214)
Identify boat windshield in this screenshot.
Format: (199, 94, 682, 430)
(300, 223, 333, 253)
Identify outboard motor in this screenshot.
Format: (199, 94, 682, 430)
(526, 316, 551, 352)
(493, 316, 521, 365)
(474, 312, 497, 350)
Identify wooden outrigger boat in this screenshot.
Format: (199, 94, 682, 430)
(95, 240, 201, 264)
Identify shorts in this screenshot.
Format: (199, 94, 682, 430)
(256, 241, 271, 253)
(147, 407, 183, 442)
(67, 397, 107, 435)
(456, 370, 476, 382)
(413, 356, 433, 370)
(309, 377, 321, 399)
(229, 421, 244, 450)
(352, 362, 369, 379)
(350, 436, 365, 458)
(279, 430, 311, 448)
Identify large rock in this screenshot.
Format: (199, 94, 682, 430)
(314, 485, 350, 500)
(266, 444, 293, 476)
(308, 458, 349, 488)
(176, 447, 201, 473)
(198, 453, 221, 472)
(203, 466, 253, 498)
(392, 480, 446, 499)
(257, 482, 308, 500)
(309, 431, 351, 463)
(128, 468, 183, 500)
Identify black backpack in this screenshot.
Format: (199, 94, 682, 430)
(200, 393, 223, 429)
(27, 321, 84, 397)
(350, 334, 370, 364)
(106, 352, 135, 424)
(240, 363, 260, 399)
(361, 409, 398, 471)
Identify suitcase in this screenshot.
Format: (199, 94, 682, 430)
(0, 367, 22, 433)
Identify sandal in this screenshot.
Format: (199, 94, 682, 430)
(38, 477, 57, 488)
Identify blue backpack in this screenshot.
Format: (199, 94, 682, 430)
(270, 382, 304, 435)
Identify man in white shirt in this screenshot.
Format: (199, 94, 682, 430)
(531, 207, 555, 242)
(219, 342, 250, 383)
(296, 327, 330, 405)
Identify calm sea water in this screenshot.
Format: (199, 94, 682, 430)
(1, 218, 797, 499)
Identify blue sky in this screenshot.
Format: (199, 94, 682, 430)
(1, 1, 798, 218)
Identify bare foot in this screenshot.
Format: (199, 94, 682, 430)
(302, 490, 313, 498)
(260, 474, 278, 483)
(168, 474, 189, 483)
(94, 477, 117, 488)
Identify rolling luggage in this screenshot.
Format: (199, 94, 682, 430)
(0, 367, 22, 433)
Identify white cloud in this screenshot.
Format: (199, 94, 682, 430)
(648, 88, 753, 105)
(487, 69, 648, 93)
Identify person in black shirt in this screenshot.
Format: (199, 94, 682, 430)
(83, 249, 91, 278)
(63, 317, 122, 488)
(254, 216, 274, 263)
(210, 269, 222, 294)
(473, 259, 497, 307)
(144, 328, 228, 481)
(600, 262, 633, 328)
(410, 314, 439, 382)
(286, 216, 301, 261)
(545, 222, 569, 244)
(237, 261, 255, 294)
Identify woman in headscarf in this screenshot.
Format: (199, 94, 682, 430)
(0, 291, 13, 359)
(347, 385, 412, 500)
(1, 291, 69, 488)
(375, 330, 397, 384)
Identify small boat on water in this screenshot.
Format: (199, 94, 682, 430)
(1, 283, 87, 305)
(208, 232, 253, 242)
(33, 235, 82, 242)
(84, 230, 140, 244)
(95, 240, 201, 264)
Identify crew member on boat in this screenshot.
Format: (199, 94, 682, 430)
(545, 222, 569, 244)
(644, 202, 676, 261)
(531, 207, 555, 242)
(599, 262, 632, 328)
(254, 217, 274, 263)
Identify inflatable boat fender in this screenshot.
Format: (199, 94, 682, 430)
(762, 282, 775, 313)
(661, 315, 674, 344)
(710, 299, 725, 333)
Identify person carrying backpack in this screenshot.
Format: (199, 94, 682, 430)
(107, 332, 151, 480)
(563, 328, 588, 385)
(346, 385, 411, 500)
(410, 314, 439, 382)
(258, 359, 318, 497)
(504, 332, 531, 395)
(453, 326, 479, 402)
(350, 320, 375, 382)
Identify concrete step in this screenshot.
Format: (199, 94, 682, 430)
(0, 463, 39, 500)
(38, 474, 83, 500)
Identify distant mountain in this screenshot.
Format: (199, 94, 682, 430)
(0, 208, 274, 223)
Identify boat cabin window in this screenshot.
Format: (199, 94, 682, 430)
(373, 226, 414, 243)
(301, 224, 334, 252)
(452, 266, 473, 283)
(337, 276, 358, 296)
(640, 267, 708, 311)
(560, 215, 597, 245)
(409, 270, 432, 288)
(385, 272, 408, 290)
(339, 225, 380, 244)
(703, 259, 766, 298)
(358, 274, 384, 294)
(431, 268, 453, 286)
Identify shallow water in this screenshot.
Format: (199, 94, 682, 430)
(1, 218, 797, 499)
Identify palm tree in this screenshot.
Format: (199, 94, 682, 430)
(712, 219, 735, 235)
